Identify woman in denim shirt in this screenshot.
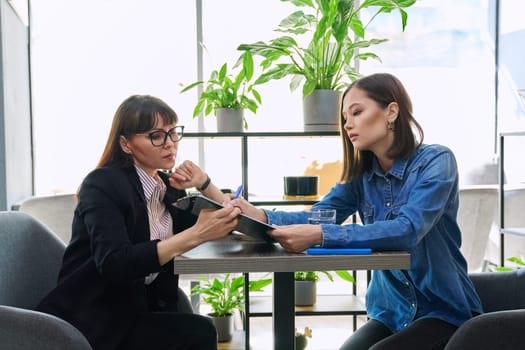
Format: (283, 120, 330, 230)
(232, 73, 483, 350)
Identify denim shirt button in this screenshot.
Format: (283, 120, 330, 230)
(386, 202, 391, 207)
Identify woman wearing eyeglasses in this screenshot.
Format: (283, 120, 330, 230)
(37, 95, 240, 350)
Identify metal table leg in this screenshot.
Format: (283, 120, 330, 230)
(273, 272, 295, 350)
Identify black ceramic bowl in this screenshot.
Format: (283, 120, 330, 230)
(283, 176, 319, 197)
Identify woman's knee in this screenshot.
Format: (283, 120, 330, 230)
(339, 319, 392, 350)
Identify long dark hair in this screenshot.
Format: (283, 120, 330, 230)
(340, 73, 424, 182)
(97, 95, 179, 169)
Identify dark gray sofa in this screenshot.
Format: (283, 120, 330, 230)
(445, 269, 525, 349)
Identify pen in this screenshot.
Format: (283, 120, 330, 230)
(234, 184, 244, 199)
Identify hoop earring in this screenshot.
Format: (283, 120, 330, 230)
(387, 121, 395, 132)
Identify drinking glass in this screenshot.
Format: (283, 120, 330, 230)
(308, 209, 336, 225)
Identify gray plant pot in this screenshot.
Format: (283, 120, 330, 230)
(209, 313, 234, 342)
(216, 108, 244, 133)
(303, 89, 342, 132)
(295, 280, 317, 306)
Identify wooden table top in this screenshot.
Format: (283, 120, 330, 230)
(173, 234, 410, 274)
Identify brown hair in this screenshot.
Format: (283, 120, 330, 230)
(340, 73, 424, 182)
(97, 95, 179, 169)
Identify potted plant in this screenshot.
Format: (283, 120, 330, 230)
(294, 270, 355, 306)
(191, 273, 271, 342)
(496, 256, 525, 271)
(180, 51, 262, 132)
(295, 326, 313, 350)
(238, 0, 415, 131)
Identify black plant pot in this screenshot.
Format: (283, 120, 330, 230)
(284, 176, 319, 199)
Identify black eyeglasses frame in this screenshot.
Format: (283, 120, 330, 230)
(137, 125, 185, 147)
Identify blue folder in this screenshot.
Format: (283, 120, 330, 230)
(306, 247, 372, 255)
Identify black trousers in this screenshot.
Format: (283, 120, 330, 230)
(117, 311, 217, 350)
(339, 318, 458, 350)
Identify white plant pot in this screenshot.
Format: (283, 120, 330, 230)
(302, 89, 341, 132)
(295, 280, 317, 306)
(209, 313, 234, 342)
(216, 108, 244, 133)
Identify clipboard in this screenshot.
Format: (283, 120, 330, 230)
(173, 195, 276, 243)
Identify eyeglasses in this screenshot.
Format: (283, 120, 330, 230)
(138, 126, 184, 147)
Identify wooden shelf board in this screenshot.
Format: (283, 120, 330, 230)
(248, 294, 366, 317)
(217, 330, 246, 350)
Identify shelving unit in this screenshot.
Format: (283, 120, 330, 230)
(249, 293, 366, 329)
(498, 131, 525, 266)
(185, 131, 339, 203)
(184, 131, 367, 350)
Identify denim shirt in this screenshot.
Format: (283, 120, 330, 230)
(266, 144, 483, 332)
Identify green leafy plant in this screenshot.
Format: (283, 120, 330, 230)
(238, 0, 415, 98)
(191, 273, 272, 317)
(180, 51, 262, 128)
(496, 256, 525, 272)
(294, 270, 355, 283)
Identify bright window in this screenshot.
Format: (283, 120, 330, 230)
(30, 0, 497, 194)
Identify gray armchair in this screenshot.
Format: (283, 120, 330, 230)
(0, 211, 92, 349)
(0, 211, 194, 349)
(12, 193, 77, 244)
(445, 269, 525, 349)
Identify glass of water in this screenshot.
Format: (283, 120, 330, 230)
(308, 209, 336, 225)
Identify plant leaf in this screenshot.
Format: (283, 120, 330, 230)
(277, 11, 314, 35)
(302, 79, 317, 98)
(218, 63, 227, 81)
(507, 256, 525, 266)
(237, 0, 415, 97)
(191, 273, 271, 316)
(180, 80, 204, 93)
(355, 52, 382, 61)
(335, 270, 355, 283)
(242, 51, 254, 81)
(249, 278, 273, 291)
(282, 0, 315, 7)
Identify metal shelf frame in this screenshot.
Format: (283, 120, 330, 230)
(183, 131, 371, 349)
(498, 131, 525, 266)
(184, 131, 340, 204)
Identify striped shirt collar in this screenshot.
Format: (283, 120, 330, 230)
(134, 165, 166, 201)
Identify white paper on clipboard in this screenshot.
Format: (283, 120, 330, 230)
(172, 195, 276, 243)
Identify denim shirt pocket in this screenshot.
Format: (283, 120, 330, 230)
(359, 202, 375, 224)
(387, 200, 407, 220)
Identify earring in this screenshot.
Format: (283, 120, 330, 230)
(387, 121, 395, 132)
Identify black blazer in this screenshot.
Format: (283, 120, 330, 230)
(37, 166, 196, 350)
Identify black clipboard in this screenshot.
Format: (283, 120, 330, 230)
(172, 195, 276, 243)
